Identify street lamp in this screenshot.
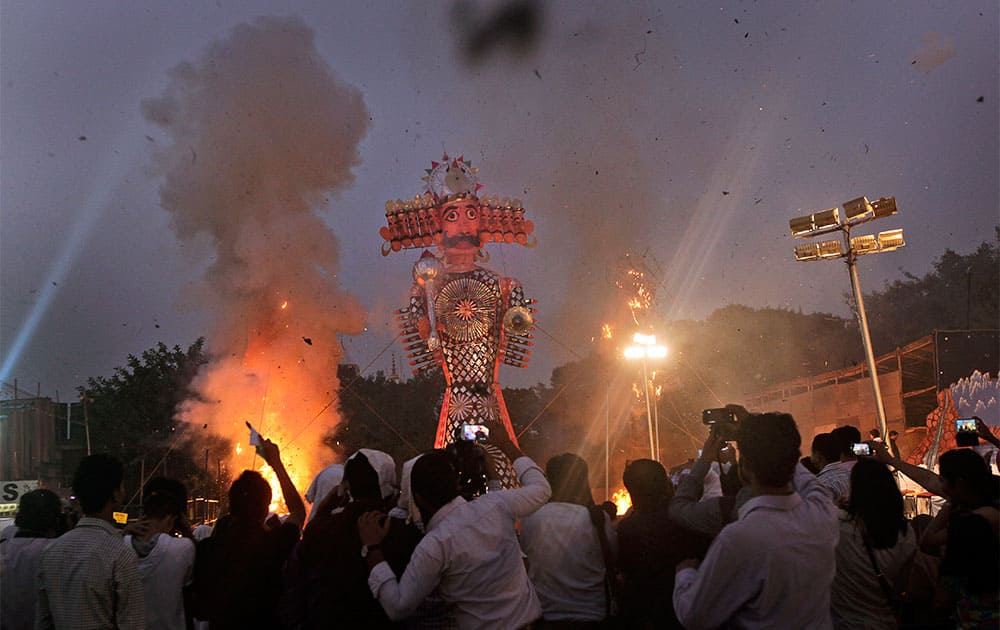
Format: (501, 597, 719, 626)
(789, 195, 904, 439)
(624, 332, 668, 459)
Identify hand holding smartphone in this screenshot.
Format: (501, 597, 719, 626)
(955, 417, 980, 447)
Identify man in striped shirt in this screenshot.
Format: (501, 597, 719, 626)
(36, 454, 145, 630)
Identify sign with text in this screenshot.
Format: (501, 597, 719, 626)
(1, 480, 40, 502)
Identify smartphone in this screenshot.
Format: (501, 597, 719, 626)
(851, 442, 872, 457)
(955, 418, 980, 447)
(461, 424, 490, 442)
(702, 408, 735, 425)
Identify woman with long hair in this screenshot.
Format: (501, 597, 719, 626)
(519, 453, 617, 628)
(830, 459, 917, 629)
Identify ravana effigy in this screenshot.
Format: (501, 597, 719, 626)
(379, 154, 537, 461)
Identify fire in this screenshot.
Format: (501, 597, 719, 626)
(280, 301, 288, 310)
(602, 323, 613, 339)
(234, 437, 308, 515)
(258, 461, 308, 515)
(612, 488, 632, 516)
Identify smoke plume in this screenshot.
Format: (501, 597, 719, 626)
(142, 16, 369, 505)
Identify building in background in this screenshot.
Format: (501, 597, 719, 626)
(743, 330, 999, 464)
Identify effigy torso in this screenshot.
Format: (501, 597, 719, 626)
(404, 266, 532, 448)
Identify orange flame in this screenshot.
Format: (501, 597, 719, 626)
(602, 323, 613, 339)
(612, 488, 632, 516)
(280, 301, 288, 310)
(258, 461, 308, 515)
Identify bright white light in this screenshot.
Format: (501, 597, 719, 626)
(647, 345, 668, 359)
(632, 333, 656, 346)
(623, 346, 645, 359)
(624, 345, 668, 360)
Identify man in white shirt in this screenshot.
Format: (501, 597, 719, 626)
(358, 427, 551, 629)
(673, 412, 839, 630)
(520, 453, 617, 623)
(123, 477, 196, 630)
(816, 425, 861, 504)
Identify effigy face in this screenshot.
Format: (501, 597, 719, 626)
(439, 197, 483, 256)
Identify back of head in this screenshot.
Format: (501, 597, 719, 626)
(73, 454, 124, 515)
(623, 459, 672, 510)
(345, 451, 382, 502)
(411, 449, 460, 512)
(811, 433, 840, 467)
(939, 448, 994, 505)
(848, 460, 905, 548)
(142, 477, 188, 520)
(15, 489, 63, 536)
(546, 453, 593, 506)
(445, 440, 488, 500)
(228, 470, 271, 522)
(830, 425, 861, 458)
(356, 448, 398, 500)
(737, 413, 801, 487)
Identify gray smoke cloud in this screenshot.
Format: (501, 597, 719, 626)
(142, 15, 369, 497)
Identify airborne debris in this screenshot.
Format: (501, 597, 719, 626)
(303, 337, 313, 345)
(976, 96, 984, 102)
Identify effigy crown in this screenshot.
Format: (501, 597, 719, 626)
(379, 153, 535, 255)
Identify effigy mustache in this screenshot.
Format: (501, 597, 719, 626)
(442, 234, 481, 247)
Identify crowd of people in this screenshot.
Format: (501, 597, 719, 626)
(1, 407, 997, 629)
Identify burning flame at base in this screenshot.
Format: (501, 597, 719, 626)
(612, 488, 632, 516)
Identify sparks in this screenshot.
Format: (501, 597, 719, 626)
(280, 301, 288, 310)
(602, 323, 613, 339)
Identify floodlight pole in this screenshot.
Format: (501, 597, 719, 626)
(641, 358, 655, 460)
(605, 381, 610, 501)
(652, 383, 661, 459)
(843, 231, 889, 439)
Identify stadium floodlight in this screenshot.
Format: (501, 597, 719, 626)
(850, 233, 880, 255)
(843, 196, 874, 224)
(871, 196, 897, 220)
(794, 243, 820, 261)
(851, 228, 906, 256)
(877, 228, 905, 251)
(795, 239, 844, 261)
(789, 194, 905, 440)
(789, 207, 842, 238)
(818, 240, 845, 259)
(789, 215, 816, 237)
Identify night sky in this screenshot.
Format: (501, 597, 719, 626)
(2, 1, 997, 401)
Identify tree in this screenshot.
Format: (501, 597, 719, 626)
(79, 339, 227, 512)
(861, 230, 999, 353)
